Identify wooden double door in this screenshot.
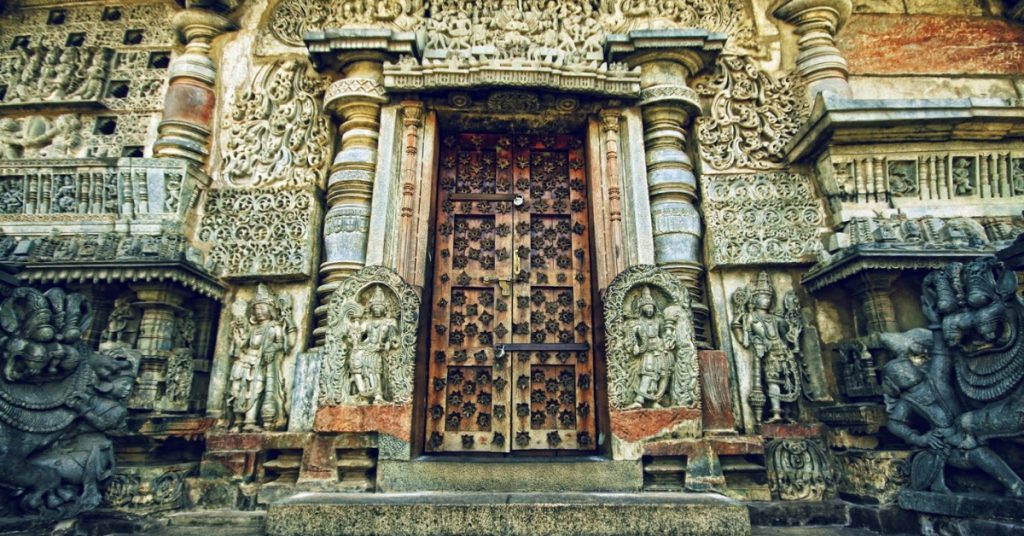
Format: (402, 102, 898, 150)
(425, 132, 597, 453)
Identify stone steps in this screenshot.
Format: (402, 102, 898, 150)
(265, 491, 751, 536)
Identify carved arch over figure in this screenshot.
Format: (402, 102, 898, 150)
(320, 265, 420, 405)
(605, 264, 700, 410)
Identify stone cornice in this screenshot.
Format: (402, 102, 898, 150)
(801, 247, 998, 293)
(9, 260, 226, 300)
(605, 29, 727, 74)
(785, 95, 1024, 163)
(305, 29, 419, 71)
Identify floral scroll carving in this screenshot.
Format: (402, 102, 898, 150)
(605, 265, 700, 410)
(320, 266, 420, 405)
(219, 60, 330, 189)
(766, 438, 835, 501)
(695, 55, 809, 172)
(702, 172, 825, 267)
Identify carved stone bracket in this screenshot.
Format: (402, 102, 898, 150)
(320, 265, 420, 405)
(605, 265, 700, 410)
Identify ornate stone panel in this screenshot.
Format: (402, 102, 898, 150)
(197, 186, 320, 280)
(320, 265, 419, 406)
(702, 172, 826, 267)
(694, 55, 809, 173)
(218, 60, 330, 189)
(765, 438, 835, 501)
(605, 265, 700, 410)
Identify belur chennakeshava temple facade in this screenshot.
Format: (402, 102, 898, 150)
(0, 0, 1023, 534)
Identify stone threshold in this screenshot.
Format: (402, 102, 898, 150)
(266, 491, 750, 536)
(377, 458, 642, 492)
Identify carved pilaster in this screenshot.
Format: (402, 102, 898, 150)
(397, 102, 424, 285)
(771, 0, 852, 102)
(128, 283, 188, 410)
(610, 32, 719, 345)
(154, 8, 236, 165)
(600, 109, 627, 279)
(316, 61, 388, 340)
(846, 271, 900, 335)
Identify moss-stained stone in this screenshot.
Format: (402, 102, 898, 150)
(378, 459, 642, 492)
(266, 492, 750, 536)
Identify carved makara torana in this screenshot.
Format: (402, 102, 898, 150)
(320, 265, 419, 405)
(0, 286, 140, 519)
(730, 272, 807, 423)
(766, 438, 835, 501)
(224, 284, 297, 432)
(883, 257, 1024, 498)
(605, 265, 700, 410)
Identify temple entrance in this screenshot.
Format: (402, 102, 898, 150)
(425, 131, 597, 453)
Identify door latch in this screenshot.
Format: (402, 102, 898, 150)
(483, 276, 512, 296)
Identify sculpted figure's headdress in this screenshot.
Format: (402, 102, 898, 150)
(752, 271, 774, 300)
(369, 286, 388, 309)
(253, 283, 275, 306)
(634, 286, 655, 315)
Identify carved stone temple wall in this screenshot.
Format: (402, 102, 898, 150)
(0, 0, 1023, 535)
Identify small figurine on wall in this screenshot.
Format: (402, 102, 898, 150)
(224, 284, 296, 432)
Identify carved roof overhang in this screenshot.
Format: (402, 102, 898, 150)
(306, 28, 726, 99)
(784, 95, 1024, 163)
(7, 259, 226, 299)
(801, 246, 998, 293)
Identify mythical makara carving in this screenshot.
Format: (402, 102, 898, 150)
(883, 257, 1024, 497)
(320, 266, 419, 405)
(0, 286, 140, 519)
(605, 265, 700, 410)
(730, 272, 809, 423)
(702, 172, 825, 267)
(219, 60, 330, 189)
(695, 55, 809, 172)
(766, 439, 835, 501)
(224, 284, 297, 432)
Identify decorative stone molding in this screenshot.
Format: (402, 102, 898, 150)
(198, 186, 319, 280)
(605, 265, 700, 410)
(219, 60, 331, 189)
(694, 55, 809, 172)
(702, 172, 825, 267)
(765, 438, 835, 501)
(770, 0, 852, 101)
(320, 265, 419, 405)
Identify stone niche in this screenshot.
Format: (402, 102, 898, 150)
(604, 265, 702, 460)
(314, 265, 420, 461)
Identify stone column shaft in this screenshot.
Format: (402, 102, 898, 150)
(315, 60, 388, 339)
(154, 9, 235, 165)
(772, 0, 853, 101)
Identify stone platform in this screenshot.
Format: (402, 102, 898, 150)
(378, 457, 641, 492)
(265, 492, 751, 536)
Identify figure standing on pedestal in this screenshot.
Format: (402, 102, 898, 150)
(627, 286, 671, 408)
(731, 272, 803, 423)
(225, 284, 296, 432)
(349, 287, 399, 404)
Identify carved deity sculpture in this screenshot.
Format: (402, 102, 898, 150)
(0, 286, 140, 519)
(99, 296, 140, 350)
(224, 284, 296, 432)
(321, 266, 419, 406)
(883, 257, 1024, 497)
(731, 272, 803, 423)
(605, 265, 700, 410)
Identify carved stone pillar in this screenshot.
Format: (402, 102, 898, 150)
(153, 8, 235, 165)
(771, 0, 853, 102)
(128, 283, 188, 409)
(846, 271, 899, 335)
(397, 101, 424, 285)
(316, 61, 388, 338)
(599, 109, 628, 279)
(608, 31, 724, 345)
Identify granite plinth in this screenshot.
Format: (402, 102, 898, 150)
(266, 492, 750, 536)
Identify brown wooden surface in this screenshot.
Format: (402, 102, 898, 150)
(425, 132, 596, 453)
